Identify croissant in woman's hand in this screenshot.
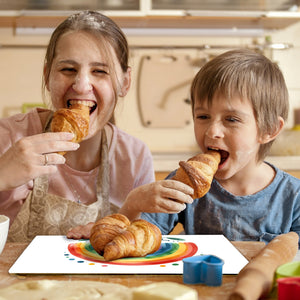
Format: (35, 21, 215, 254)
(51, 103, 90, 154)
(173, 150, 220, 199)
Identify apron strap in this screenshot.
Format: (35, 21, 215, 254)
(96, 128, 111, 218)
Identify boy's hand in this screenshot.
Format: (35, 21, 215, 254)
(119, 180, 194, 220)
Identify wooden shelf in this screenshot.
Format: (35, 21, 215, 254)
(1, 13, 300, 30)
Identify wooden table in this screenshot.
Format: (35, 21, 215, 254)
(0, 241, 276, 299)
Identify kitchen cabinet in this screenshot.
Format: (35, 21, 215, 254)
(0, 0, 300, 30)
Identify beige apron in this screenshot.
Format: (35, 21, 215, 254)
(8, 128, 116, 242)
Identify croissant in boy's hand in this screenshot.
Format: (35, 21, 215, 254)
(90, 214, 162, 261)
(51, 103, 90, 155)
(173, 150, 220, 199)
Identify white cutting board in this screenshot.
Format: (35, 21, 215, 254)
(9, 235, 248, 275)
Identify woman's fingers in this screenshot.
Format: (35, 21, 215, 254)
(22, 132, 79, 155)
(0, 132, 79, 190)
(66, 222, 95, 239)
(40, 153, 66, 166)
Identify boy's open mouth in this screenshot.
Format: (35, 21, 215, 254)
(208, 147, 229, 166)
(67, 99, 97, 114)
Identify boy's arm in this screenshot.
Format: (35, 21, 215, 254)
(141, 211, 179, 235)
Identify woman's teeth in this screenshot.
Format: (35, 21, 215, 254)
(67, 100, 97, 114)
(68, 100, 94, 107)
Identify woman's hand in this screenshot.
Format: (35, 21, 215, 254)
(0, 132, 79, 191)
(119, 180, 194, 221)
(66, 222, 95, 240)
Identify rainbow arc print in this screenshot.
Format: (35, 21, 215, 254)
(68, 236, 198, 265)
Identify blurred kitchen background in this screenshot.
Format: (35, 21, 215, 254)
(0, 0, 300, 178)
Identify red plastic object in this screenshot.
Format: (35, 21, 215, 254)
(277, 277, 300, 300)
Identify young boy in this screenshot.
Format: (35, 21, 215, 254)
(119, 48, 300, 246)
(68, 49, 300, 247)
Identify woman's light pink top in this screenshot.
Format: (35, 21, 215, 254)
(0, 109, 155, 224)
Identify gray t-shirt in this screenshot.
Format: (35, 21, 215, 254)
(141, 163, 300, 247)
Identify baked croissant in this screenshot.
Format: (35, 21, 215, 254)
(173, 150, 220, 199)
(51, 103, 90, 154)
(90, 214, 131, 255)
(103, 219, 162, 261)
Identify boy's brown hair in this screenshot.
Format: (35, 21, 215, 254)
(190, 48, 289, 162)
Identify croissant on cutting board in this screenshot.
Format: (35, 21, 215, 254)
(90, 214, 131, 254)
(89, 214, 162, 261)
(103, 219, 162, 261)
(51, 103, 90, 155)
(173, 150, 220, 199)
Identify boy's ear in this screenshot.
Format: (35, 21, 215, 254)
(259, 116, 285, 144)
(119, 67, 131, 97)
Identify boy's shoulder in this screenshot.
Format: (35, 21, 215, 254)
(271, 163, 300, 183)
(265, 163, 300, 198)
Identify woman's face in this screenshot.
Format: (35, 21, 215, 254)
(46, 30, 130, 138)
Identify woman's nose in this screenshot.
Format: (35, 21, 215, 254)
(72, 73, 92, 94)
(205, 121, 224, 139)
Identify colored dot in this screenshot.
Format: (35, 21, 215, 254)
(89, 263, 95, 265)
(160, 265, 166, 267)
(172, 263, 179, 266)
(77, 261, 84, 263)
(69, 258, 75, 261)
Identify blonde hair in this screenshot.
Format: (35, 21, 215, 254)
(191, 48, 289, 161)
(42, 10, 129, 107)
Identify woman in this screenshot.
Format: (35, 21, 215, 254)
(0, 11, 154, 242)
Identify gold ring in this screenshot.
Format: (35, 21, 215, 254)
(44, 154, 48, 166)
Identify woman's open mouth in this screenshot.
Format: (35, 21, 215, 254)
(67, 99, 97, 114)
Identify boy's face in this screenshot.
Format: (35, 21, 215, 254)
(193, 92, 266, 181)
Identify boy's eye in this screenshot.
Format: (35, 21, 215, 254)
(226, 116, 240, 123)
(94, 69, 109, 75)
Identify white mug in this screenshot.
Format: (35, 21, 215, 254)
(0, 215, 9, 255)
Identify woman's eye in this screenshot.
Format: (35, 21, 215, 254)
(61, 67, 76, 73)
(196, 114, 209, 120)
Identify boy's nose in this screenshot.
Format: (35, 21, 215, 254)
(205, 121, 224, 139)
(72, 73, 92, 94)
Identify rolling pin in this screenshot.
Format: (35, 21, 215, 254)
(228, 232, 299, 300)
